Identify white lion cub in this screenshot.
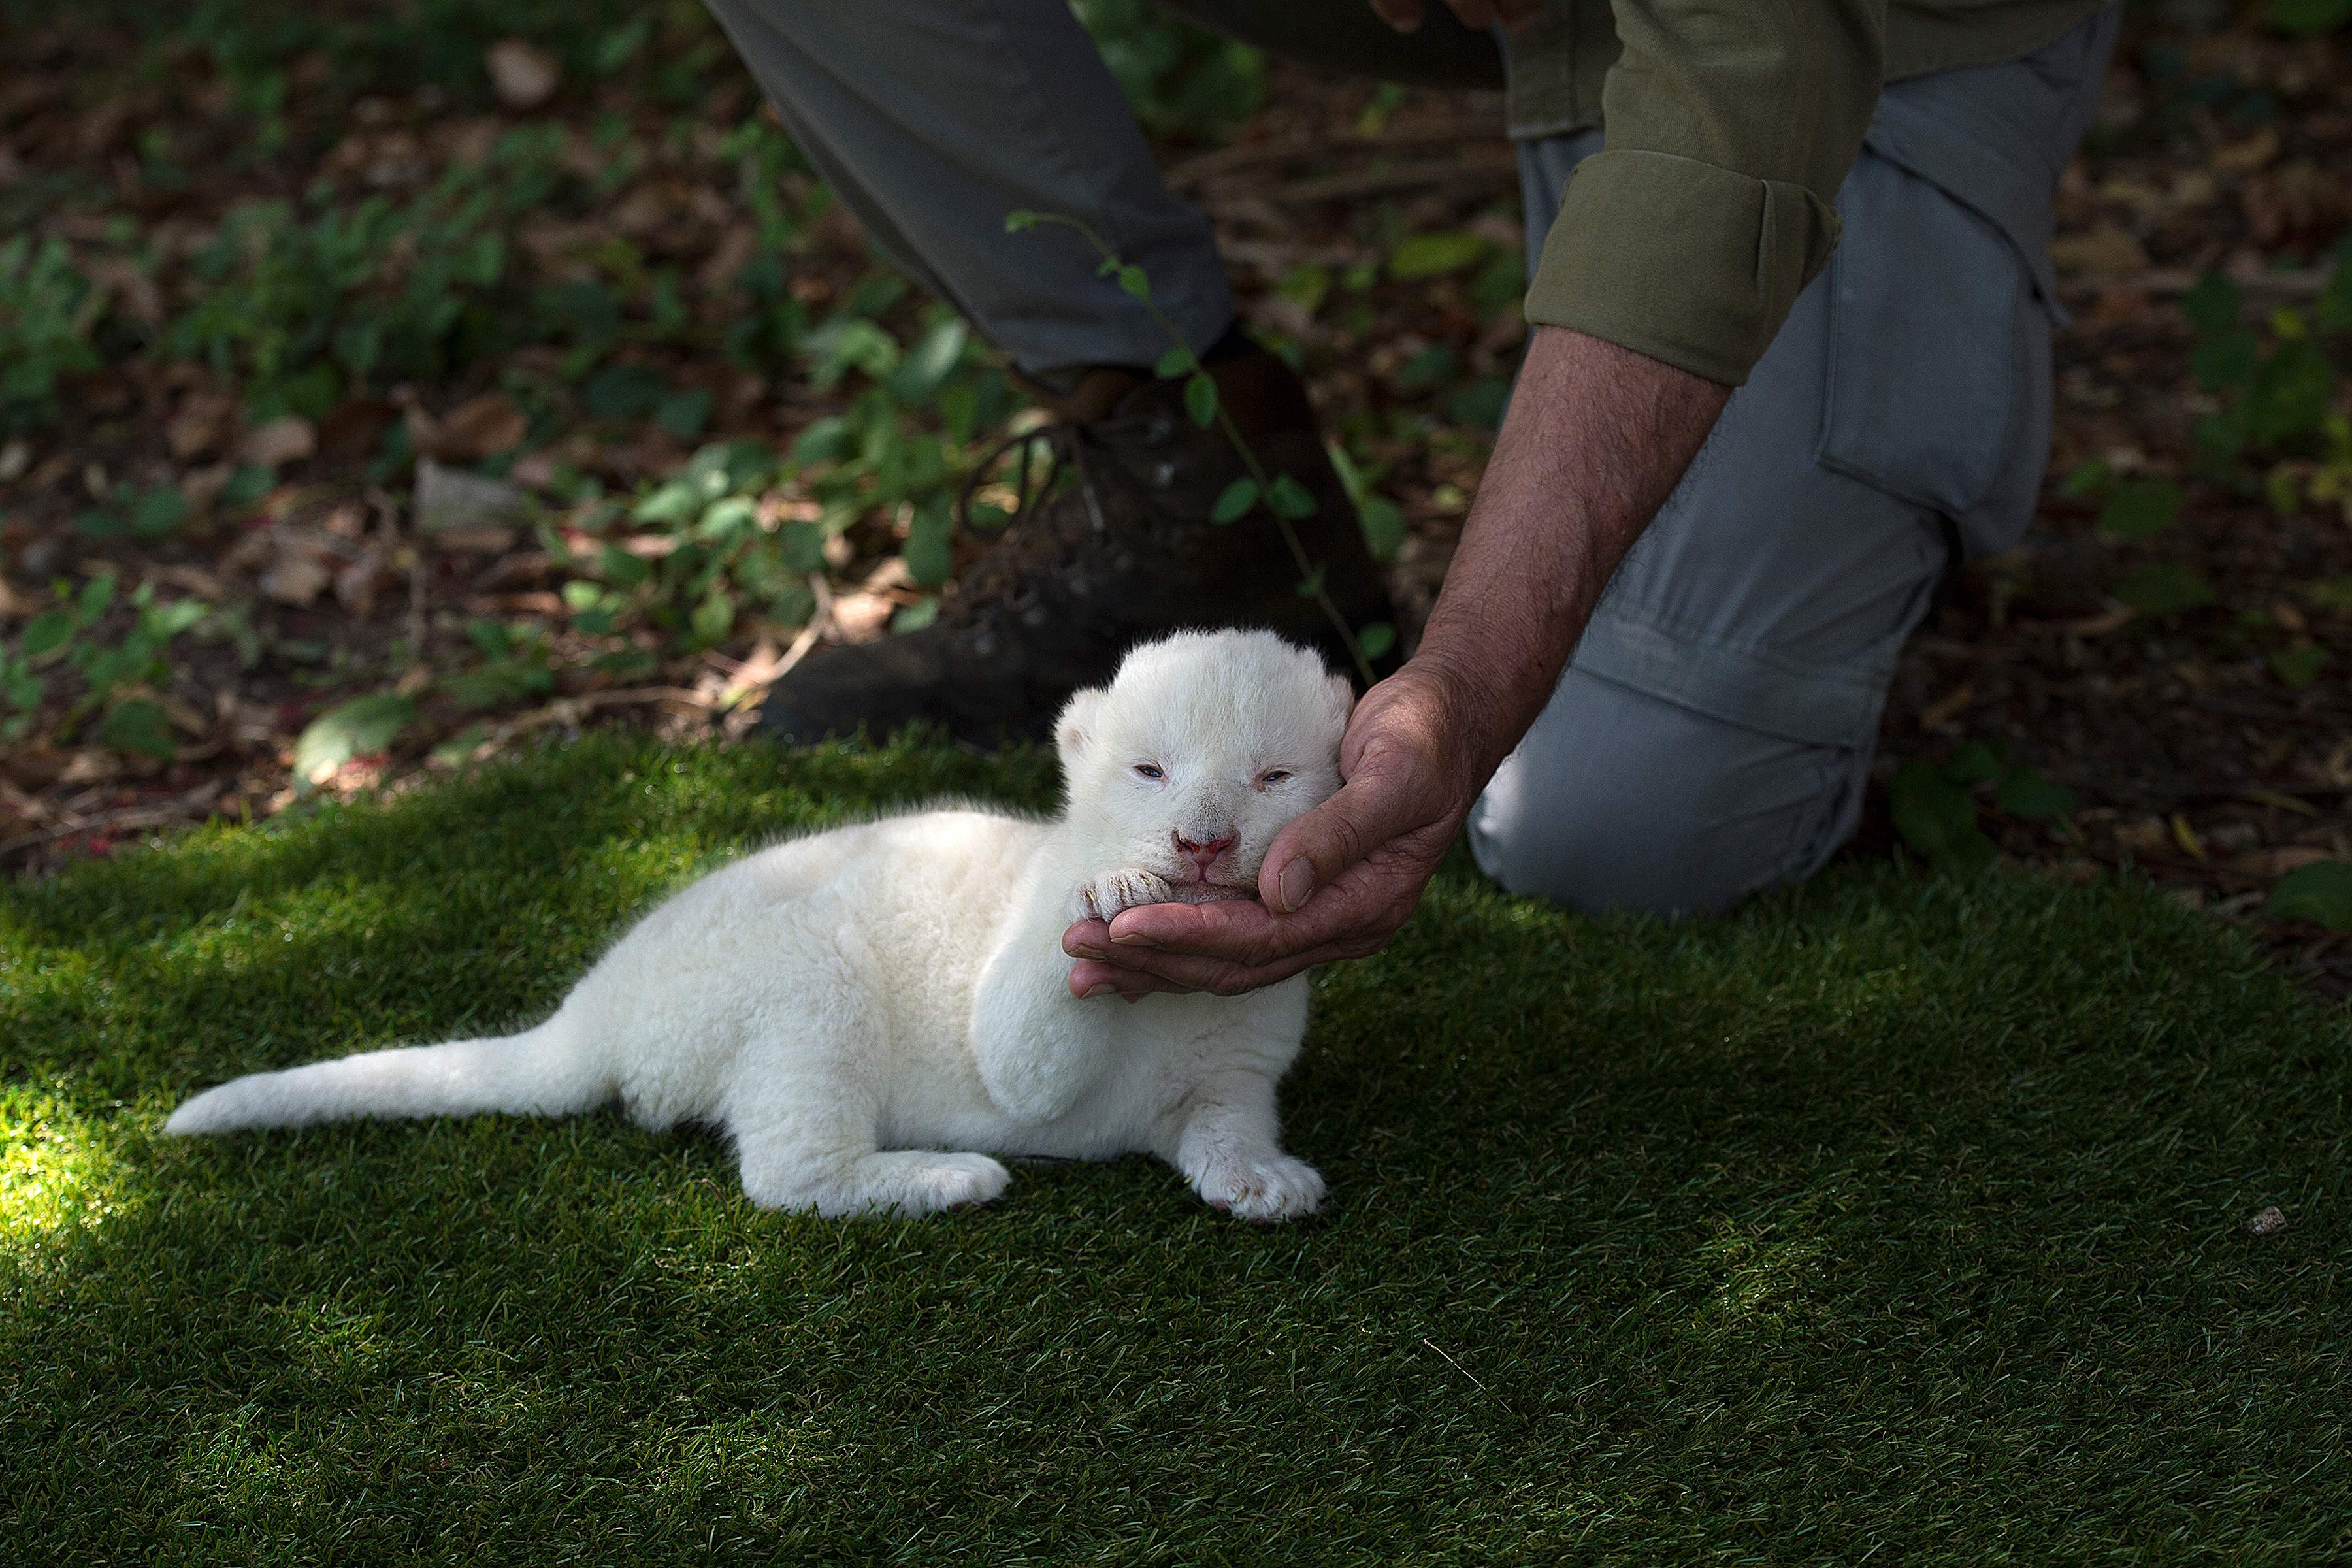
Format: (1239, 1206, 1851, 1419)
(167, 629, 1350, 1221)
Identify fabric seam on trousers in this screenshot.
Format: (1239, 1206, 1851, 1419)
(1571, 603, 1896, 752)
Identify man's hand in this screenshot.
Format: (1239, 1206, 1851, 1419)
(1061, 664, 1477, 1000)
(1366, 0, 1541, 37)
(1060, 325, 1732, 1003)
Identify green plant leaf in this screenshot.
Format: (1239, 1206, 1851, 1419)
(2094, 478, 2182, 540)
(891, 596, 939, 633)
(2181, 272, 2242, 334)
(2191, 327, 2261, 392)
(1993, 766, 2075, 823)
(2271, 642, 2332, 689)
(1444, 376, 1509, 431)
(584, 363, 670, 421)
(2059, 458, 2111, 497)
(19, 608, 75, 658)
(1392, 344, 1458, 394)
(2246, 338, 2336, 446)
(129, 485, 188, 540)
(1266, 473, 1317, 521)
(1387, 232, 1486, 281)
(1115, 265, 1151, 302)
(902, 498, 954, 589)
(1275, 263, 1330, 316)
(1891, 760, 1995, 871)
(1357, 621, 1396, 661)
(1153, 346, 1193, 379)
(1209, 477, 1259, 525)
(1004, 210, 1038, 232)
(2268, 0, 2352, 36)
(292, 693, 416, 783)
(1184, 373, 1218, 428)
(2317, 233, 2352, 333)
(655, 388, 711, 440)
(889, 319, 969, 400)
(598, 546, 653, 589)
(691, 585, 734, 644)
(96, 698, 175, 762)
(77, 574, 115, 621)
(1293, 563, 1328, 600)
(220, 465, 275, 508)
(2269, 860, 2352, 931)
(1946, 740, 2009, 783)
(2115, 563, 2219, 617)
(1358, 496, 1406, 562)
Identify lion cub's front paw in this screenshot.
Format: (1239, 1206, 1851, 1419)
(1071, 868, 1174, 923)
(1196, 1153, 1325, 1223)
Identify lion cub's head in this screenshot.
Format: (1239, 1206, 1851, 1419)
(1054, 630, 1352, 902)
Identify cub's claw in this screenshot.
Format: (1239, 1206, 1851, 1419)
(1072, 868, 1175, 923)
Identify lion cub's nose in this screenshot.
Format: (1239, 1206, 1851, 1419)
(1172, 830, 1236, 877)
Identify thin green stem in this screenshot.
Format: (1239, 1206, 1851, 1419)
(1013, 212, 1377, 686)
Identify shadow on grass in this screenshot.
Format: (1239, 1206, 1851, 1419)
(3, 734, 2347, 1560)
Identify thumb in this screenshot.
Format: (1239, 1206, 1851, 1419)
(1258, 763, 1428, 915)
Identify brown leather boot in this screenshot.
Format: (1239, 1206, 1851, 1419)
(757, 348, 1397, 747)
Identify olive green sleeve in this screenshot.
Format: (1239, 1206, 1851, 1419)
(1520, 1, 1887, 387)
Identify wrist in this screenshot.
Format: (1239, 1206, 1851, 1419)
(1385, 649, 1524, 800)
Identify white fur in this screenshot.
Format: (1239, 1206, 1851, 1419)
(166, 630, 1353, 1222)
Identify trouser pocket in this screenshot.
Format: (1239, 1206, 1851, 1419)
(1813, 150, 2052, 560)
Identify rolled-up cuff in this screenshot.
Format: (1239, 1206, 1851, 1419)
(1522, 148, 1842, 388)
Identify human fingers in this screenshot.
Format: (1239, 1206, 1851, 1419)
(1256, 753, 1448, 915)
(1367, 0, 1426, 33)
(1077, 932, 1378, 998)
(1068, 955, 1192, 998)
(1104, 860, 1401, 960)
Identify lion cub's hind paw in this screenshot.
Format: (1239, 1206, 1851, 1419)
(1072, 868, 1174, 923)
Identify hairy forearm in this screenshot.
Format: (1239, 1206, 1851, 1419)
(1411, 323, 1731, 780)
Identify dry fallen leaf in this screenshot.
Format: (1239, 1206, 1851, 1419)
(2247, 1205, 2287, 1236)
(829, 591, 894, 644)
(178, 463, 235, 515)
(414, 457, 527, 534)
(165, 391, 238, 460)
(485, 39, 561, 110)
(431, 393, 529, 462)
(261, 545, 334, 607)
(2050, 225, 2149, 280)
(237, 415, 317, 470)
(316, 397, 399, 461)
(431, 525, 521, 554)
(2211, 126, 2279, 175)
(83, 258, 163, 324)
(2226, 844, 2336, 879)
(335, 550, 388, 617)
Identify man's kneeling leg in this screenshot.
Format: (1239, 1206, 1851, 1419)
(1467, 672, 1874, 917)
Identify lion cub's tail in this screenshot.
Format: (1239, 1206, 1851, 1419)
(164, 1019, 608, 1136)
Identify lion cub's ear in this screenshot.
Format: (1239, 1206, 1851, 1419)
(1054, 686, 1107, 762)
(1324, 672, 1356, 731)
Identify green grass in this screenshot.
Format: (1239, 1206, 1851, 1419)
(3, 736, 2347, 1561)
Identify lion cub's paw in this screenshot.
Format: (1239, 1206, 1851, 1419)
(1196, 1153, 1325, 1223)
(1072, 868, 1174, 923)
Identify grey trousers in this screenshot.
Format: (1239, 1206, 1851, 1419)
(698, 0, 2120, 915)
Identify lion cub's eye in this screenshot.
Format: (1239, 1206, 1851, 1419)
(1134, 763, 1165, 781)
(1258, 770, 1292, 789)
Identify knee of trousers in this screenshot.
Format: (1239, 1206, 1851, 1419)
(1465, 672, 1869, 918)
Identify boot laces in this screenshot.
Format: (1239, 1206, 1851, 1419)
(943, 415, 1137, 631)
